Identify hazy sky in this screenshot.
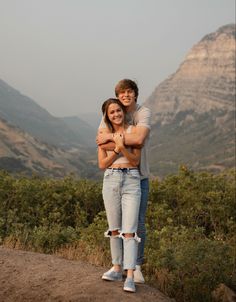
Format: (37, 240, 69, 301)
(0, 0, 235, 117)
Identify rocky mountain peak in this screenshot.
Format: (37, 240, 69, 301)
(144, 24, 235, 176)
(146, 24, 235, 125)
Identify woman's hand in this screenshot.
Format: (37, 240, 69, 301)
(113, 133, 124, 151)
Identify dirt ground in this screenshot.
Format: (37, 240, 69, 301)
(0, 246, 173, 302)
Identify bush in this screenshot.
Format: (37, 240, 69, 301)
(146, 168, 236, 301)
(0, 168, 235, 302)
(0, 172, 104, 248)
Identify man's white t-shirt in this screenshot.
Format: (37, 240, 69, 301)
(99, 103, 151, 179)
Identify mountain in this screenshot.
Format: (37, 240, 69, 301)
(0, 79, 99, 177)
(61, 116, 96, 147)
(76, 112, 101, 130)
(0, 116, 98, 178)
(0, 79, 94, 149)
(145, 24, 235, 176)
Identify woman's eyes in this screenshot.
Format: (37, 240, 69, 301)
(110, 109, 122, 114)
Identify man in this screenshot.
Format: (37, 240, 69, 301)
(97, 79, 151, 283)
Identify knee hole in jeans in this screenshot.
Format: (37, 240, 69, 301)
(111, 230, 120, 236)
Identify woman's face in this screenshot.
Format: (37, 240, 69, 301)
(107, 103, 124, 126)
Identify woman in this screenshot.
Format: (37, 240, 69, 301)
(98, 98, 141, 293)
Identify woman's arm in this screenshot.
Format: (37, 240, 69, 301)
(98, 145, 119, 170)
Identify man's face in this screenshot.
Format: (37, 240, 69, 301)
(118, 89, 136, 108)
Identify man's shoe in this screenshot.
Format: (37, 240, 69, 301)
(133, 265, 145, 283)
(102, 267, 123, 281)
(123, 277, 136, 293)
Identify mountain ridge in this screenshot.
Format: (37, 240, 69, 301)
(145, 24, 235, 176)
(0, 24, 235, 177)
(0, 79, 95, 148)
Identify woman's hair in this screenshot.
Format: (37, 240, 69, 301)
(115, 79, 139, 101)
(101, 98, 126, 132)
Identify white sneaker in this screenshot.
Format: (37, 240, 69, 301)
(133, 265, 145, 283)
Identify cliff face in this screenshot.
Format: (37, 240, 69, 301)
(145, 24, 235, 176)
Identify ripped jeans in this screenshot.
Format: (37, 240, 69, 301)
(102, 168, 141, 270)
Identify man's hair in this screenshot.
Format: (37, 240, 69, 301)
(115, 79, 139, 101)
(101, 98, 126, 132)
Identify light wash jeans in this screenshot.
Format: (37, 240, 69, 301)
(137, 178, 149, 265)
(102, 168, 141, 270)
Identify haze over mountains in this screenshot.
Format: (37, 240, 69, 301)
(0, 24, 235, 178)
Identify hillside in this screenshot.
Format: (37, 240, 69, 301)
(0, 79, 95, 149)
(145, 24, 235, 176)
(61, 116, 96, 148)
(0, 25, 235, 178)
(0, 117, 97, 178)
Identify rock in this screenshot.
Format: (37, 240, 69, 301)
(0, 246, 173, 302)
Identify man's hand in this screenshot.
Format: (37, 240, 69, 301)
(96, 131, 112, 145)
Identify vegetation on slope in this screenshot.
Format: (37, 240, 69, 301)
(0, 168, 235, 301)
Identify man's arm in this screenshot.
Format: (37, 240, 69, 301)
(123, 106, 151, 146)
(99, 141, 115, 151)
(97, 125, 150, 149)
(123, 126, 150, 146)
(96, 129, 112, 145)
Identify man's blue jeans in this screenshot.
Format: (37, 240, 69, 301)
(136, 178, 149, 265)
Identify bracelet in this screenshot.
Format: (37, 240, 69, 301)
(113, 149, 119, 155)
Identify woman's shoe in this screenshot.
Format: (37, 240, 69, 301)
(123, 277, 136, 292)
(102, 267, 123, 281)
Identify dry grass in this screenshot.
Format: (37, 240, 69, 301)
(55, 241, 111, 267)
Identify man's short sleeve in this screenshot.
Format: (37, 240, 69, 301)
(135, 106, 151, 129)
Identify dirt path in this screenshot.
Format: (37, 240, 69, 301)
(0, 247, 173, 302)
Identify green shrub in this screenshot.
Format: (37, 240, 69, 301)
(145, 225, 234, 302)
(30, 225, 78, 253)
(0, 171, 104, 248)
(0, 168, 235, 302)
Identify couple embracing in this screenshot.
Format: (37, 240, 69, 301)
(97, 79, 151, 293)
